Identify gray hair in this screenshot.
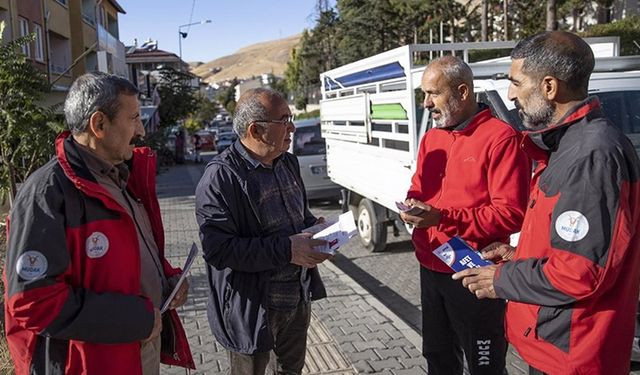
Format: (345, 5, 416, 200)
(64, 71, 139, 134)
(511, 31, 594, 94)
(233, 87, 286, 138)
(426, 55, 474, 94)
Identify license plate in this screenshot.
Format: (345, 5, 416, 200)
(311, 166, 326, 175)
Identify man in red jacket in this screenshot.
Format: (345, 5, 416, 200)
(4, 72, 194, 374)
(400, 56, 530, 374)
(454, 31, 640, 374)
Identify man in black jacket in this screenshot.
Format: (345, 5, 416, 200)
(195, 88, 331, 375)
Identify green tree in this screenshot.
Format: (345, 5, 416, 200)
(336, 0, 401, 64)
(595, 0, 614, 24)
(285, 30, 321, 110)
(191, 92, 219, 126)
(216, 78, 238, 114)
(559, 0, 593, 31)
(266, 73, 289, 99)
(0, 23, 61, 205)
(582, 15, 640, 55)
(155, 66, 198, 128)
(510, 0, 546, 38)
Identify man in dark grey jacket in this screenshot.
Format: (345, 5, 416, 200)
(195, 88, 331, 375)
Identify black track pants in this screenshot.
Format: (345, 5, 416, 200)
(420, 266, 507, 375)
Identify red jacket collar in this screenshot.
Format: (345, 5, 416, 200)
(55, 131, 156, 212)
(522, 97, 601, 155)
(524, 97, 600, 137)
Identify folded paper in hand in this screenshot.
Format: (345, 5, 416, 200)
(161, 242, 198, 313)
(432, 236, 492, 272)
(396, 201, 424, 216)
(304, 211, 357, 255)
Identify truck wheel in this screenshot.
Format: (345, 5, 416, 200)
(357, 199, 387, 252)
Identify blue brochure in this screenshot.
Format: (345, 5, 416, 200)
(432, 236, 492, 272)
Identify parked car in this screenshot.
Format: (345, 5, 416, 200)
(290, 118, 341, 201)
(216, 131, 237, 153)
(194, 129, 216, 151)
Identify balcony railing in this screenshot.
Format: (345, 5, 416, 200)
(97, 24, 127, 77)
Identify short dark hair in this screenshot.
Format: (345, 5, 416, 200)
(64, 71, 139, 134)
(511, 31, 594, 93)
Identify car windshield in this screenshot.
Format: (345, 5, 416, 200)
(294, 125, 325, 156)
(219, 133, 236, 141)
(597, 90, 640, 156)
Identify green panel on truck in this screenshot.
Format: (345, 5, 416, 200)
(371, 103, 408, 120)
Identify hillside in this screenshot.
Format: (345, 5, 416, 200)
(191, 34, 301, 84)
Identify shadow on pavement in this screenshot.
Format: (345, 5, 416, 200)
(331, 252, 422, 332)
(383, 239, 414, 254)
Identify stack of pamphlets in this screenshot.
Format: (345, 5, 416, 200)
(303, 211, 357, 255)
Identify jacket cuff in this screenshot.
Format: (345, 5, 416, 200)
(493, 263, 506, 299)
(284, 237, 293, 262)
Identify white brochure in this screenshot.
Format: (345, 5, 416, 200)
(308, 211, 357, 254)
(161, 242, 198, 313)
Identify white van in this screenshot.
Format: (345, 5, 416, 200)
(290, 118, 341, 201)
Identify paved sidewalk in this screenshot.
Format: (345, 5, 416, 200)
(157, 158, 427, 374)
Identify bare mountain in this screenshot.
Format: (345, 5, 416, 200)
(191, 34, 301, 84)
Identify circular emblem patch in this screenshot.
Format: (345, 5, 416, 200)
(86, 232, 109, 258)
(16, 251, 48, 281)
(555, 210, 589, 242)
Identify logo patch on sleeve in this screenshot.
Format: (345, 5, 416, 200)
(86, 232, 109, 258)
(16, 251, 48, 281)
(555, 210, 589, 242)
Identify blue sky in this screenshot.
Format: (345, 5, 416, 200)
(118, 1, 328, 63)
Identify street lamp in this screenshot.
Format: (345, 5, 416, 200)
(178, 19, 212, 63)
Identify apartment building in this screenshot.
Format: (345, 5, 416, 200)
(0, 0, 127, 106)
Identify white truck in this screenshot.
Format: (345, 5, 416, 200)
(319, 38, 640, 252)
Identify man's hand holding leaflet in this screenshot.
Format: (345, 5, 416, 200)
(308, 211, 357, 254)
(161, 242, 198, 313)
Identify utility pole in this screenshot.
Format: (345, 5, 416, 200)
(177, 20, 211, 69)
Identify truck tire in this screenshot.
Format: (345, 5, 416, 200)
(357, 199, 387, 252)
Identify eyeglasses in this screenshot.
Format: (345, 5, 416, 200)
(254, 114, 295, 126)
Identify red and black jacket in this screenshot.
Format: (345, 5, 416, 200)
(408, 108, 531, 273)
(494, 98, 640, 374)
(4, 132, 195, 374)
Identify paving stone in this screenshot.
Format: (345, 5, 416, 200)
(369, 358, 404, 371)
(392, 366, 428, 375)
(375, 347, 410, 360)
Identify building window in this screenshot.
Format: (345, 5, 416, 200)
(85, 51, 97, 72)
(82, 0, 96, 26)
(18, 18, 30, 57)
(49, 31, 71, 76)
(55, 0, 67, 6)
(34, 24, 44, 62)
